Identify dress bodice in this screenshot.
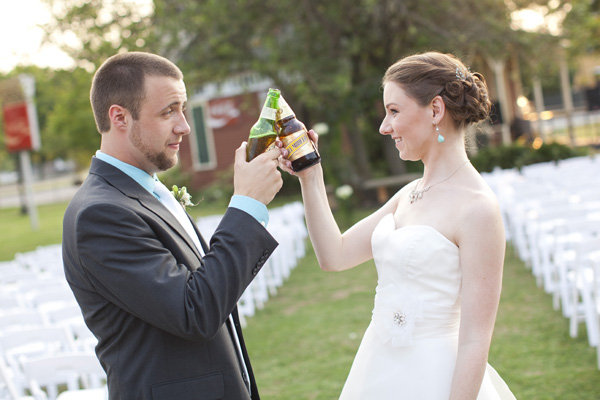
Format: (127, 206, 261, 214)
(370, 214, 462, 346)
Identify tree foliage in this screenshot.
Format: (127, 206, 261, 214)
(562, 0, 600, 54)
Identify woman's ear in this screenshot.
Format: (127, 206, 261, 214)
(431, 95, 446, 125)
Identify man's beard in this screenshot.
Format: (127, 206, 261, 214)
(130, 122, 176, 172)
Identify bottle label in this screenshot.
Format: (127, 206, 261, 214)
(260, 107, 277, 120)
(281, 129, 315, 161)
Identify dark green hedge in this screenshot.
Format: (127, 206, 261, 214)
(470, 142, 591, 172)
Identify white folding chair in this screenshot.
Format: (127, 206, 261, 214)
(567, 238, 600, 347)
(0, 294, 24, 313)
(67, 323, 97, 354)
(21, 353, 106, 400)
(0, 326, 76, 397)
(591, 258, 600, 370)
(0, 310, 47, 333)
(0, 327, 75, 360)
(55, 386, 107, 400)
(237, 288, 256, 328)
(248, 268, 269, 311)
(0, 261, 31, 286)
(0, 356, 35, 400)
(15, 245, 63, 277)
(40, 304, 84, 329)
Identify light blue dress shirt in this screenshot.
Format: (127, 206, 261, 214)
(95, 151, 269, 226)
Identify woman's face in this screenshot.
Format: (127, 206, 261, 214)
(379, 81, 433, 161)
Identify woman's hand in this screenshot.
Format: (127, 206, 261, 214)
(277, 129, 321, 181)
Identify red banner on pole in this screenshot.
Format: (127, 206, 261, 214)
(3, 102, 33, 152)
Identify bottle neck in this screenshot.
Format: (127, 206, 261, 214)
(258, 89, 280, 121)
(259, 103, 277, 121)
(278, 96, 295, 120)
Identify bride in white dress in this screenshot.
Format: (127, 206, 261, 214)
(280, 51, 516, 399)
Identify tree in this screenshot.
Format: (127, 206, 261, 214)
(43, 68, 99, 168)
(561, 0, 600, 55)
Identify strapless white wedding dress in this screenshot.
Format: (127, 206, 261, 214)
(339, 214, 516, 399)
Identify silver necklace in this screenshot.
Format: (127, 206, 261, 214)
(409, 160, 470, 204)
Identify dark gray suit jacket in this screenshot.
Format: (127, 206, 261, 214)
(62, 157, 277, 399)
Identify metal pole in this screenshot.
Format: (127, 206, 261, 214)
(559, 53, 576, 146)
(19, 150, 39, 230)
(533, 77, 546, 141)
(490, 58, 512, 144)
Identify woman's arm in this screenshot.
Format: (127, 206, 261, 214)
(449, 192, 505, 400)
(291, 131, 400, 272)
(298, 165, 399, 271)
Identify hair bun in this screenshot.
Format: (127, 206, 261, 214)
(442, 71, 491, 126)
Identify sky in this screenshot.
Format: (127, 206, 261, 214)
(0, 0, 74, 73)
(0, 0, 153, 74)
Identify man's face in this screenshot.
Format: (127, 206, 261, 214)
(128, 75, 190, 173)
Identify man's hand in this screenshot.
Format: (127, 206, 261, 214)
(233, 142, 283, 205)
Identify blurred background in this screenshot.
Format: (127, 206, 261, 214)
(1, 1, 600, 399)
(1, 0, 599, 211)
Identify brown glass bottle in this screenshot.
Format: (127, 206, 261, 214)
(275, 95, 320, 172)
(246, 88, 280, 161)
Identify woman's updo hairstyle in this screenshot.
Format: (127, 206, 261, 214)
(382, 52, 491, 128)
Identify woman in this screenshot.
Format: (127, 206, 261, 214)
(281, 52, 515, 399)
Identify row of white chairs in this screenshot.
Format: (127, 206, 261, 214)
(0, 250, 105, 400)
(483, 156, 600, 370)
(0, 202, 308, 399)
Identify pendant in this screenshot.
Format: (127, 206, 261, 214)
(409, 189, 423, 204)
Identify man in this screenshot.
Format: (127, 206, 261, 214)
(62, 52, 283, 399)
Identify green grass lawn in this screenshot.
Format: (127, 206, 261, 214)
(0, 202, 69, 261)
(2, 201, 599, 398)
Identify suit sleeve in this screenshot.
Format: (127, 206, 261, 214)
(74, 203, 277, 340)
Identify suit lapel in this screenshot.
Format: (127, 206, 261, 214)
(89, 158, 204, 261)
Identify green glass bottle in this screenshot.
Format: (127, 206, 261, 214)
(246, 88, 280, 162)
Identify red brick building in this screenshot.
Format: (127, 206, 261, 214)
(178, 75, 272, 190)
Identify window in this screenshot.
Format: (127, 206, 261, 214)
(188, 102, 216, 170)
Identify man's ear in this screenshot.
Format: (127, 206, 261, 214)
(108, 105, 130, 131)
(431, 95, 446, 124)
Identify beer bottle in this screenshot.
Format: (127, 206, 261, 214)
(246, 88, 280, 162)
(276, 95, 321, 172)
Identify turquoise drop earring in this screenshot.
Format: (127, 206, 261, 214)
(435, 124, 445, 143)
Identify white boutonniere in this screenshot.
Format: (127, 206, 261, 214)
(171, 185, 195, 209)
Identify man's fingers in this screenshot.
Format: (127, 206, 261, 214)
(256, 146, 283, 162)
(235, 141, 248, 164)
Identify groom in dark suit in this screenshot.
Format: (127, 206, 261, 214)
(62, 52, 284, 399)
